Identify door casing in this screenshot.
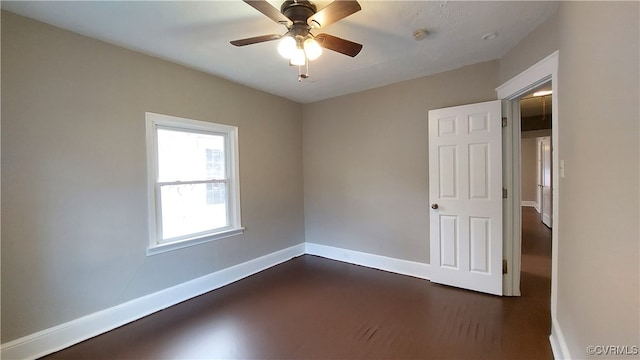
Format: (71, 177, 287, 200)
(540, 136, 553, 228)
(536, 137, 544, 213)
(496, 51, 559, 320)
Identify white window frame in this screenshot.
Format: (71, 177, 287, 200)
(145, 112, 243, 256)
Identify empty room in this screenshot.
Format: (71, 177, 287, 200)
(1, 1, 638, 359)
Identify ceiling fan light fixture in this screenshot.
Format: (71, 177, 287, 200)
(290, 47, 306, 66)
(231, 0, 363, 80)
(277, 35, 297, 58)
(304, 38, 322, 60)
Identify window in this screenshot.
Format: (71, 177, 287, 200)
(205, 149, 225, 205)
(146, 112, 243, 255)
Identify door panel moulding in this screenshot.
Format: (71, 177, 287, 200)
(427, 100, 503, 296)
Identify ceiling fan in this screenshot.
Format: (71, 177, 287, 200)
(230, 0, 363, 80)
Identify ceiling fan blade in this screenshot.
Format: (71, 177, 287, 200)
(230, 34, 282, 46)
(315, 33, 362, 57)
(307, 0, 361, 29)
(243, 0, 292, 27)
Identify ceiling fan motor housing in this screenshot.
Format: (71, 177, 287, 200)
(281, 0, 317, 44)
(280, 0, 317, 24)
(230, 0, 363, 59)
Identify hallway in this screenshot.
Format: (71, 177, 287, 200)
(518, 205, 553, 347)
(521, 206, 553, 291)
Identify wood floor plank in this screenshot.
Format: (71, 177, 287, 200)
(43, 208, 552, 359)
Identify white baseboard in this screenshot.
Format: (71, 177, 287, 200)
(2, 242, 428, 359)
(549, 317, 571, 359)
(1, 243, 306, 360)
(521, 201, 537, 207)
(305, 242, 430, 280)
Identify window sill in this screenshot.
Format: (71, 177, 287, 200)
(146, 227, 245, 256)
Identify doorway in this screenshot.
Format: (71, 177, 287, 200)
(496, 51, 559, 312)
(519, 84, 553, 304)
(496, 50, 560, 355)
(520, 84, 553, 229)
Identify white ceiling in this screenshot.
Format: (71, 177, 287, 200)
(2, 1, 558, 103)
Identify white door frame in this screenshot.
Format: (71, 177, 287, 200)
(540, 136, 553, 228)
(536, 137, 544, 213)
(496, 51, 559, 318)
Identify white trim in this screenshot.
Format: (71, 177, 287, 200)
(521, 201, 537, 207)
(496, 51, 558, 99)
(305, 243, 430, 280)
(145, 227, 245, 256)
(1, 243, 305, 360)
(549, 317, 572, 359)
(145, 112, 243, 256)
(496, 51, 559, 320)
(1, 243, 432, 359)
(501, 99, 522, 297)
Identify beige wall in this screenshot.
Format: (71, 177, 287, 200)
(303, 61, 499, 263)
(304, 1, 639, 356)
(1, 11, 304, 342)
(4, 1, 639, 357)
(520, 137, 538, 203)
(501, 1, 639, 357)
(521, 130, 552, 205)
(499, 7, 559, 85)
(555, 2, 639, 355)
(520, 130, 552, 205)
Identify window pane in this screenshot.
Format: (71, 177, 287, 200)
(157, 128, 225, 182)
(206, 182, 226, 205)
(205, 149, 225, 179)
(160, 183, 228, 240)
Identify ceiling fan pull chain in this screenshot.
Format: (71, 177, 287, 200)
(298, 58, 310, 82)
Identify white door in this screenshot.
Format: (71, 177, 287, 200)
(540, 136, 552, 228)
(428, 100, 503, 296)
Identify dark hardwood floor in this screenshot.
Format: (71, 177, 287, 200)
(43, 208, 552, 359)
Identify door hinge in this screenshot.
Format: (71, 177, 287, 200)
(503, 259, 508, 274)
(502, 188, 508, 198)
(502, 117, 508, 127)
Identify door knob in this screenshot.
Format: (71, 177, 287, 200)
(431, 203, 439, 209)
